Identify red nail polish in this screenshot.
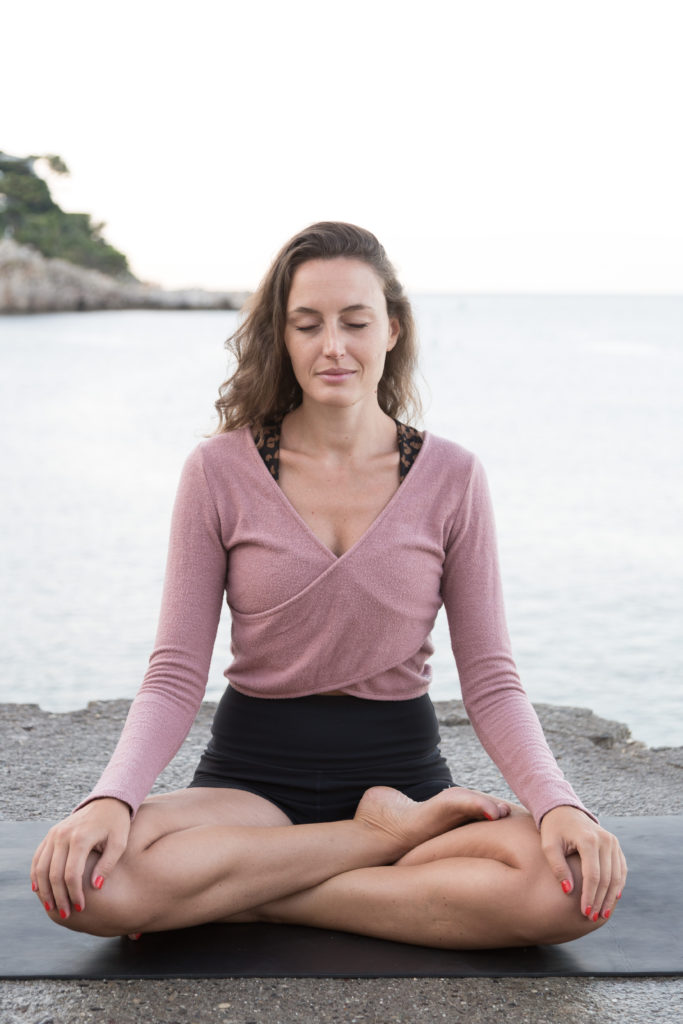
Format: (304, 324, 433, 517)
(31, 881, 38, 893)
(561, 880, 571, 894)
(592, 912, 599, 922)
(59, 909, 67, 920)
(44, 901, 51, 912)
(74, 903, 83, 913)
(617, 890, 622, 900)
(604, 909, 611, 920)
(483, 812, 493, 821)
(584, 905, 592, 918)
(94, 876, 104, 890)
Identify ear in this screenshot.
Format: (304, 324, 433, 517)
(387, 317, 400, 352)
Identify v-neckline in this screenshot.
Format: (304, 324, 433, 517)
(245, 426, 430, 562)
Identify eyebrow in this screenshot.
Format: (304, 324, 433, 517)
(288, 304, 375, 316)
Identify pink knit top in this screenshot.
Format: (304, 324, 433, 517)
(79, 427, 594, 827)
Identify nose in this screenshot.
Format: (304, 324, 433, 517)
(321, 323, 345, 360)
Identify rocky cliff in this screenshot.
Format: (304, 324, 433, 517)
(0, 239, 248, 314)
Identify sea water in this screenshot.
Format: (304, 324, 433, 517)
(1, 297, 681, 747)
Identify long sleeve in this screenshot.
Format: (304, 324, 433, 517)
(74, 445, 227, 817)
(441, 455, 596, 828)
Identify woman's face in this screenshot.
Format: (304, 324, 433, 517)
(284, 257, 399, 412)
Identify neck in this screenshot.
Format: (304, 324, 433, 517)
(282, 400, 397, 460)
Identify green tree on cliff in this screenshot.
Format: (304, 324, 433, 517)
(0, 152, 133, 278)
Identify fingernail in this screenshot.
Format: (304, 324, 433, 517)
(129, 932, 142, 941)
(74, 903, 83, 913)
(59, 908, 68, 920)
(592, 911, 599, 922)
(44, 901, 51, 912)
(483, 812, 493, 821)
(584, 905, 592, 918)
(94, 876, 104, 890)
(617, 890, 622, 900)
(561, 879, 572, 894)
(31, 881, 38, 892)
(604, 909, 611, 920)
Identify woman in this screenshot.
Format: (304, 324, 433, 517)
(31, 222, 626, 949)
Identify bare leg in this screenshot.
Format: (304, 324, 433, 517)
(228, 814, 605, 949)
(45, 786, 504, 938)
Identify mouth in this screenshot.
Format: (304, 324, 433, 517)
(316, 368, 356, 378)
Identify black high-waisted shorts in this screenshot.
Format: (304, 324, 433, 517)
(189, 687, 454, 824)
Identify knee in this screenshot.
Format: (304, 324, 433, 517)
(40, 853, 143, 938)
(43, 895, 138, 939)
(529, 853, 608, 946)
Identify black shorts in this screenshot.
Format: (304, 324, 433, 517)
(189, 686, 454, 824)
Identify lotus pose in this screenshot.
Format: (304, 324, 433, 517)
(32, 222, 626, 949)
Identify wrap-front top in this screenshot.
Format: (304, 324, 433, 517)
(79, 427, 593, 825)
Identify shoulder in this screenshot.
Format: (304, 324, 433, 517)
(173, 428, 256, 507)
(421, 431, 481, 486)
(194, 426, 252, 459)
(184, 427, 253, 476)
(418, 433, 494, 536)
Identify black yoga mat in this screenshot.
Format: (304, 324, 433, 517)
(2, 816, 680, 979)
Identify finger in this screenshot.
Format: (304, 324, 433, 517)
(62, 838, 92, 914)
(30, 836, 47, 895)
(48, 840, 73, 920)
(587, 837, 613, 922)
(600, 841, 628, 919)
(541, 836, 575, 896)
(577, 833, 601, 917)
(34, 837, 57, 913)
(89, 832, 128, 893)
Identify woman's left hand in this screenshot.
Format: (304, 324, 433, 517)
(539, 805, 627, 921)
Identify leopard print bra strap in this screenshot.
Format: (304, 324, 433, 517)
(396, 421, 424, 481)
(254, 422, 282, 480)
(254, 420, 423, 483)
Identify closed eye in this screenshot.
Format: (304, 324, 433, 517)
(295, 322, 369, 332)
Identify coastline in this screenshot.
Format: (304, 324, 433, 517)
(2, 699, 681, 1022)
(0, 239, 248, 313)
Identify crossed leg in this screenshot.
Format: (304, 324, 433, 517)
(236, 813, 602, 948)
(42, 786, 603, 948)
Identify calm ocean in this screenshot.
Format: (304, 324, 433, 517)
(1, 296, 681, 747)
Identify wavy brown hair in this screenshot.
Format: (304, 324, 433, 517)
(214, 222, 422, 435)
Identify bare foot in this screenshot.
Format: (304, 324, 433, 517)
(354, 786, 510, 857)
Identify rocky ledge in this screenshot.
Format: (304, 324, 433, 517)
(2, 699, 681, 821)
(0, 239, 248, 314)
(2, 700, 682, 1024)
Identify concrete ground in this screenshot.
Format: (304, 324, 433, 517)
(2, 699, 682, 1024)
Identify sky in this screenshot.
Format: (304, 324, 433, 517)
(3, 0, 682, 293)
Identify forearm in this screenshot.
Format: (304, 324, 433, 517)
(442, 455, 594, 827)
(462, 678, 596, 827)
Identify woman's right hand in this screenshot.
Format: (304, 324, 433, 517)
(30, 797, 132, 920)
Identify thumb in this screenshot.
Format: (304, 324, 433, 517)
(541, 836, 575, 895)
(90, 834, 127, 891)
